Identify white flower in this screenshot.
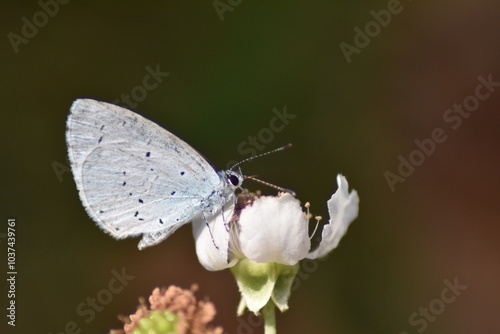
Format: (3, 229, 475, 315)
(191, 174, 359, 314)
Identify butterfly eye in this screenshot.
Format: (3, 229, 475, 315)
(228, 174, 240, 186)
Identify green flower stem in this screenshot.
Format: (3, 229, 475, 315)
(262, 300, 276, 334)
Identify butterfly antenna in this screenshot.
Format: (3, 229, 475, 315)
(230, 143, 292, 171)
(245, 175, 296, 197)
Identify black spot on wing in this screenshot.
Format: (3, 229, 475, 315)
(100, 125, 105, 131)
(171, 191, 176, 195)
(138, 199, 144, 204)
(98, 136, 103, 143)
(134, 211, 139, 217)
(122, 181, 126, 186)
(146, 152, 151, 157)
(159, 219, 164, 224)
(180, 171, 185, 176)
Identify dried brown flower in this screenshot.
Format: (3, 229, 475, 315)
(112, 285, 223, 334)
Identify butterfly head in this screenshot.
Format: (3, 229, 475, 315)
(223, 170, 244, 190)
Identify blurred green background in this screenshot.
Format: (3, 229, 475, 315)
(1, 1, 499, 333)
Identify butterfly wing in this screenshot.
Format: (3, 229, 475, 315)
(66, 99, 222, 249)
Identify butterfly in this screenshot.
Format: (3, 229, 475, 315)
(66, 99, 243, 249)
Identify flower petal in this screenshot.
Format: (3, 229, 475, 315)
(192, 203, 238, 271)
(307, 174, 359, 259)
(238, 193, 310, 265)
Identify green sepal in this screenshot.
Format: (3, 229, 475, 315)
(231, 258, 299, 314)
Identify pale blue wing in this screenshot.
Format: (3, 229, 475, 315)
(66, 99, 222, 248)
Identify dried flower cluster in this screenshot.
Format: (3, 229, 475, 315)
(112, 285, 223, 334)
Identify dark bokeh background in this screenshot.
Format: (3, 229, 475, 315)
(1, 1, 499, 333)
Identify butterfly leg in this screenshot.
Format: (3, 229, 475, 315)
(202, 211, 219, 249)
(221, 196, 237, 233)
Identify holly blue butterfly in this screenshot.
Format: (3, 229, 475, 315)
(66, 99, 243, 249)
